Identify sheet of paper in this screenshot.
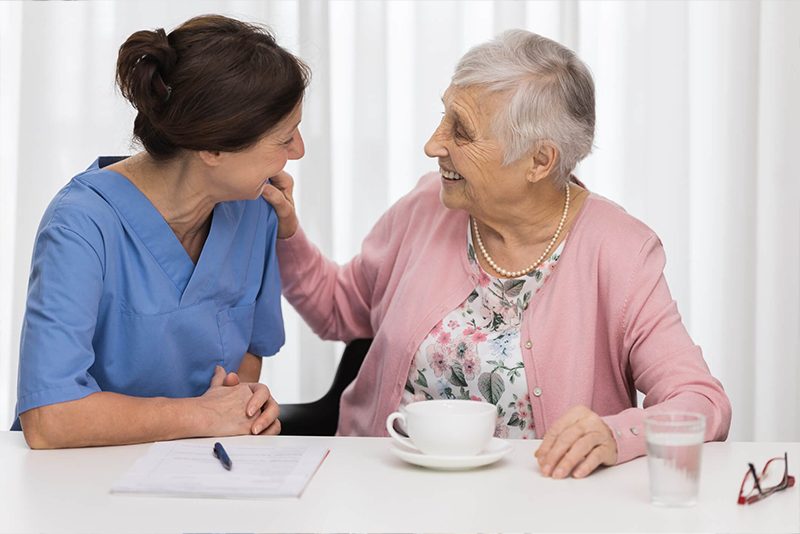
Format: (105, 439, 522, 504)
(111, 441, 329, 499)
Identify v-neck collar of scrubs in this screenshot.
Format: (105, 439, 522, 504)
(78, 157, 236, 306)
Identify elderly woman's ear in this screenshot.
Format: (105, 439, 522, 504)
(526, 142, 559, 184)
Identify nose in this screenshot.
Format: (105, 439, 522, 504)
(424, 123, 447, 159)
(288, 130, 305, 160)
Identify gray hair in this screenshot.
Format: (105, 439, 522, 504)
(452, 30, 595, 182)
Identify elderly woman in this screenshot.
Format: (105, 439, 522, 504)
(264, 30, 731, 477)
(14, 15, 307, 448)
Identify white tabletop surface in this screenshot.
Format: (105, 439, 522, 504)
(1, 432, 798, 533)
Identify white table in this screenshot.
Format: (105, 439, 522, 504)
(0, 432, 797, 533)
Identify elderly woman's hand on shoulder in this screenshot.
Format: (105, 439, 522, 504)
(535, 405, 618, 478)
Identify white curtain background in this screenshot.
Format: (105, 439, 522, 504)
(0, 1, 797, 441)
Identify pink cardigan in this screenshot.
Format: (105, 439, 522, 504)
(277, 173, 731, 464)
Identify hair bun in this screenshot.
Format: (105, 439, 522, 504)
(116, 15, 310, 160)
(116, 28, 178, 117)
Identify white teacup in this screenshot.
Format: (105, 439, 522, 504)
(385, 400, 496, 456)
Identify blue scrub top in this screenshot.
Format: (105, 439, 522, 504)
(12, 157, 284, 430)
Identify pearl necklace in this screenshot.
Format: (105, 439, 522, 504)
(472, 184, 570, 278)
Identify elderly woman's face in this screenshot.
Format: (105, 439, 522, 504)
(425, 84, 530, 214)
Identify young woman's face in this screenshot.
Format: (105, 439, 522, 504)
(210, 102, 305, 200)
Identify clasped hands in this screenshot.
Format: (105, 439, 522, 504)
(535, 405, 618, 479)
(199, 366, 281, 436)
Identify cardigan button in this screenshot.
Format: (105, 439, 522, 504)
(630, 427, 640, 436)
(525, 340, 533, 349)
(533, 387, 542, 397)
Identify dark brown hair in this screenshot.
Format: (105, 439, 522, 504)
(116, 15, 310, 159)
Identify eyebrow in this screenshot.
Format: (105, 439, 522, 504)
(275, 121, 301, 140)
(440, 97, 466, 126)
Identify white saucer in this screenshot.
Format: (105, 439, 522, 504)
(390, 438, 512, 470)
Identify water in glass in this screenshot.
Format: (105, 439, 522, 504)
(646, 430, 704, 506)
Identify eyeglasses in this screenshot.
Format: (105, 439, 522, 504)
(738, 452, 796, 505)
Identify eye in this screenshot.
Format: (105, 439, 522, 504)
(281, 136, 294, 146)
(453, 123, 471, 142)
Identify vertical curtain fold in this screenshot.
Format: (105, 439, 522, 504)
(688, 1, 761, 440)
(0, 2, 23, 424)
(754, 0, 800, 441)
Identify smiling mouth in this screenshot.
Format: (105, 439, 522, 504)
(440, 168, 464, 181)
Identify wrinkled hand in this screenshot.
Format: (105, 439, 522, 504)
(262, 170, 298, 239)
(220, 368, 281, 435)
(535, 405, 618, 478)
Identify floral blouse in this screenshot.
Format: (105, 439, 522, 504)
(400, 222, 564, 439)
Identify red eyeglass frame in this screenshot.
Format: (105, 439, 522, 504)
(737, 452, 796, 505)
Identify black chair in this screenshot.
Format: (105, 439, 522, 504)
(279, 338, 372, 436)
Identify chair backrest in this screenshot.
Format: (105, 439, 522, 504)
(279, 338, 372, 436)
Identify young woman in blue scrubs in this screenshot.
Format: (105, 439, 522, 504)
(14, 15, 309, 448)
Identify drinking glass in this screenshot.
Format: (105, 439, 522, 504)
(644, 412, 706, 507)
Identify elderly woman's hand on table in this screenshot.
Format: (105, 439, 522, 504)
(535, 405, 618, 478)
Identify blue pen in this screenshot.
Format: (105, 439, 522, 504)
(213, 441, 233, 471)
